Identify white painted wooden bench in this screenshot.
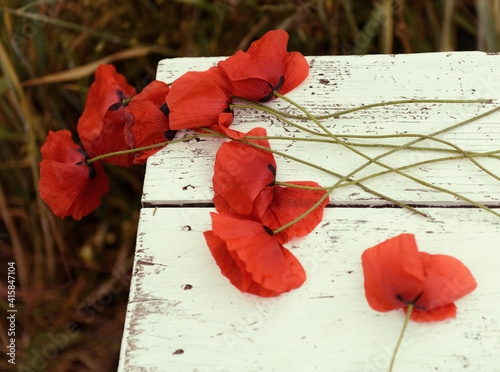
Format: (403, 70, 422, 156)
(118, 52, 500, 372)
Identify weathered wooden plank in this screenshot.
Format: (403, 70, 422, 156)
(143, 53, 500, 207)
(118, 207, 500, 372)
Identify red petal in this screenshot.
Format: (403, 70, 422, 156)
(132, 80, 170, 106)
(213, 128, 275, 214)
(361, 234, 426, 312)
(39, 130, 109, 220)
(415, 252, 477, 311)
(204, 230, 281, 297)
(218, 111, 235, 129)
(218, 30, 308, 101)
(92, 107, 134, 166)
(125, 81, 173, 164)
(209, 213, 306, 295)
(260, 181, 329, 244)
(213, 187, 274, 224)
(77, 64, 136, 142)
(280, 51, 309, 95)
(407, 303, 457, 322)
(189, 112, 238, 140)
(77, 64, 136, 167)
(167, 66, 232, 130)
(203, 122, 242, 140)
(218, 30, 288, 101)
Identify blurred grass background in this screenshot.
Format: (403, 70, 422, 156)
(0, 0, 499, 370)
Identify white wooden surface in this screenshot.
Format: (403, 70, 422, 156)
(143, 53, 500, 207)
(120, 208, 500, 372)
(119, 52, 500, 372)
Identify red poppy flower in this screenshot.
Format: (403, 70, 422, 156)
(218, 29, 309, 102)
(204, 212, 306, 297)
(124, 80, 175, 164)
(39, 130, 109, 220)
(258, 181, 329, 243)
(361, 234, 477, 322)
(213, 127, 329, 243)
(166, 66, 233, 131)
(77, 64, 137, 167)
(213, 127, 275, 215)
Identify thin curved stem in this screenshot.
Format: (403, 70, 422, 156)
(333, 105, 500, 188)
(314, 99, 493, 120)
(273, 92, 416, 184)
(274, 181, 331, 190)
(230, 103, 326, 136)
(276, 149, 500, 193)
(274, 91, 500, 217)
(233, 100, 500, 174)
(271, 149, 500, 234)
(232, 95, 493, 120)
(276, 149, 500, 217)
(341, 149, 500, 189)
(273, 186, 334, 235)
(244, 135, 500, 159)
(236, 138, 426, 217)
(87, 133, 223, 163)
(236, 96, 500, 180)
(389, 304, 413, 372)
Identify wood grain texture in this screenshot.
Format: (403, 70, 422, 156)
(143, 53, 500, 207)
(119, 207, 500, 372)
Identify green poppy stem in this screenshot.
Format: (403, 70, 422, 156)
(233, 99, 500, 173)
(389, 304, 414, 372)
(236, 138, 426, 217)
(276, 149, 500, 191)
(270, 146, 500, 234)
(272, 186, 335, 235)
(344, 149, 500, 188)
(87, 132, 224, 164)
(244, 134, 500, 160)
(230, 103, 326, 136)
(122, 97, 133, 106)
(233, 98, 500, 179)
(315, 99, 493, 120)
(232, 95, 493, 121)
(274, 182, 331, 190)
(273, 91, 500, 218)
(195, 127, 426, 216)
(332, 104, 500, 188)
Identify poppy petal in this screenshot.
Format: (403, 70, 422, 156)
(205, 122, 244, 140)
(218, 30, 288, 101)
(212, 127, 275, 214)
(213, 186, 275, 224)
(167, 66, 232, 130)
(39, 130, 109, 220)
(77, 64, 136, 142)
(204, 230, 281, 297)
(260, 181, 329, 244)
(361, 234, 427, 312)
(415, 252, 477, 312)
(208, 212, 306, 295)
(125, 80, 174, 164)
(407, 303, 457, 322)
(280, 51, 310, 95)
(77, 64, 136, 166)
(91, 107, 135, 166)
(218, 29, 308, 101)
